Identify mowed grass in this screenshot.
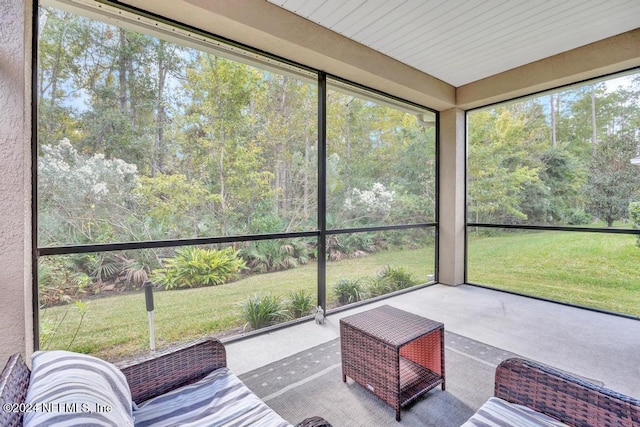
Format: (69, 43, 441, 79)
(41, 246, 434, 361)
(467, 230, 640, 317)
(43, 231, 640, 362)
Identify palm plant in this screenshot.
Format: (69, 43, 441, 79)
(327, 232, 377, 261)
(86, 252, 123, 283)
(121, 249, 161, 289)
(240, 239, 311, 273)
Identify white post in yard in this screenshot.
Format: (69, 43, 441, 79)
(144, 281, 155, 351)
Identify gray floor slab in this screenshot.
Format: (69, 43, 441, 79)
(225, 284, 640, 399)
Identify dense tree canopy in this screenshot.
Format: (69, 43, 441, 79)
(37, 8, 436, 248)
(36, 7, 436, 295)
(468, 76, 640, 227)
(37, 5, 640, 300)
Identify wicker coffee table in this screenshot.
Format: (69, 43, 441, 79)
(340, 305, 445, 421)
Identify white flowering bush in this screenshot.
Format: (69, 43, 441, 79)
(345, 182, 395, 220)
(39, 138, 138, 203)
(38, 138, 140, 245)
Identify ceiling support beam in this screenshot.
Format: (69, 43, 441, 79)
(457, 29, 640, 110)
(438, 108, 466, 286)
(118, 0, 456, 110)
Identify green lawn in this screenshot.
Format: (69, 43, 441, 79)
(41, 246, 433, 361)
(467, 230, 640, 317)
(42, 230, 640, 362)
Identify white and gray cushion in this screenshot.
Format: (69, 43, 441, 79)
(462, 397, 570, 427)
(23, 350, 134, 427)
(132, 367, 292, 427)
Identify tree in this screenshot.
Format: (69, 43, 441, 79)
(586, 133, 640, 227)
(178, 54, 261, 234)
(252, 74, 318, 230)
(467, 108, 541, 224)
(326, 88, 436, 227)
(135, 173, 220, 239)
(37, 8, 92, 147)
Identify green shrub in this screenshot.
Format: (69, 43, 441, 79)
(152, 246, 246, 290)
(240, 293, 286, 330)
(367, 276, 393, 297)
(327, 233, 376, 261)
(286, 289, 314, 318)
(564, 208, 592, 225)
(365, 266, 419, 297)
(377, 265, 419, 291)
(629, 202, 640, 247)
(332, 278, 364, 305)
(38, 257, 92, 306)
(240, 239, 311, 273)
(86, 252, 123, 283)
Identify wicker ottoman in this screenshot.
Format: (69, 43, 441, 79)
(340, 305, 445, 421)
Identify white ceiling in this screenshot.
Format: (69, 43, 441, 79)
(266, 0, 640, 87)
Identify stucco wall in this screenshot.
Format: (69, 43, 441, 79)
(0, 0, 33, 362)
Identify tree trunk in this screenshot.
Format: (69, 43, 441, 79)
(550, 93, 556, 148)
(154, 41, 168, 175)
(274, 76, 288, 213)
(219, 142, 225, 210)
(345, 98, 353, 190)
(274, 164, 279, 214)
(44, 12, 70, 134)
(303, 133, 309, 217)
(118, 28, 128, 112)
(591, 85, 597, 154)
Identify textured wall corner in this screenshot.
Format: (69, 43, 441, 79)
(0, 0, 33, 362)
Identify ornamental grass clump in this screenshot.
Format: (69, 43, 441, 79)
(286, 289, 314, 319)
(376, 265, 419, 292)
(332, 278, 364, 305)
(240, 293, 286, 330)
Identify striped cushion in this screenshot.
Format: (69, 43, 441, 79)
(133, 367, 292, 427)
(23, 350, 134, 427)
(462, 397, 569, 427)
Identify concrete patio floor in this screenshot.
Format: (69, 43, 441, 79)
(225, 284, 640, 399)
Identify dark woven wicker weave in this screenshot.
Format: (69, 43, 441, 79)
(495, 358, 640, 427)
(294, 415, 333, 427)
(0, 340, 331, 427)
(118, 337, 227, 404)
(0, 354, 30, 427)
(340, 305, 444, 421)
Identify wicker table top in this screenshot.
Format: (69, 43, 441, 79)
(339, 305, 443, 348)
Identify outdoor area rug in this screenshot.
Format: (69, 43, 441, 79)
(239, 332, 519, 426)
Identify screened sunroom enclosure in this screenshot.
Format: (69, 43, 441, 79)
(35, 0, 437, 360)
(467, 71, 640, 319)
(26, 0, 640, 364)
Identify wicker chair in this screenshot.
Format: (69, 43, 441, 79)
(494, 357, 640, 427)
(0, 338, 331, 427)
